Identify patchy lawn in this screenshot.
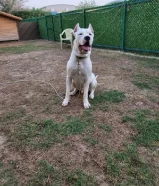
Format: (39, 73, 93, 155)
(0, 40, 159, 186)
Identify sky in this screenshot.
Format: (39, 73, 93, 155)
(25, 0, 117, 9)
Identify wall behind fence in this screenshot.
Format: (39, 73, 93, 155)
(23, 0, 159, 54)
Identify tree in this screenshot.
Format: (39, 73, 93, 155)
(0, 0, 27, 13)
(77, 0, 97, 9)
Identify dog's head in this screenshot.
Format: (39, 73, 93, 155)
(73, 23, 94, 56)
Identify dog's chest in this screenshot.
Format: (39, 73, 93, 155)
(71, 63, 87, 80)
(69, 62, 90, 87)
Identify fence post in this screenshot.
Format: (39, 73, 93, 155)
(60, 13, 63, 33)
(45, 16, 49, 40)
(51, 15, 55, 41)
(83, 9, 86, 28)
(122, 0, 127, 51)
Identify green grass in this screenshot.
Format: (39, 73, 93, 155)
(134, 57, 159, 71)
(68, 170, 96, 186)
(99, 105, 109, 112)
(143, 59, 159, 71)
(83, 137, 99, 146)
(0, 160, 97, 186)
(12, 116, 94, 149)
(98, 123, 112, 133)
(26, 160, 63, 186)
(0, 44, 53, 54)
(27, 161, 96, 186)
(132, 74, 159, 90)
(106, 143, 154, 186)
(122, 110, 159, 147)
(0, 109, 26, 122)
(0, 161, 19, 186)
(90, 90, 126, 105)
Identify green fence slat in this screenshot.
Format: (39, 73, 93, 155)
(122, 0, 127, 51)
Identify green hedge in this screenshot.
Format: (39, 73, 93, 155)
(13, 9, 50, 19)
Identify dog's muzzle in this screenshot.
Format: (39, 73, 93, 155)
(79, 41, 91, 52)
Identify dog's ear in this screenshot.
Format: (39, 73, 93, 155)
(88, 24, 94, 33)
(74, 23, 80, 33)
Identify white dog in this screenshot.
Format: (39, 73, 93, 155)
(62, 23, 97, 109)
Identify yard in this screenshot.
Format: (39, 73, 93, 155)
(0, 40, 159, 186)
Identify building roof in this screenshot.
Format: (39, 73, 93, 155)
(0, 11, 22, 21)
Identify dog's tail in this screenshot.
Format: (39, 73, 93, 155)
(95, 75, 99, 79)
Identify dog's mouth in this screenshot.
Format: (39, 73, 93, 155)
(79, 42, 91, 52)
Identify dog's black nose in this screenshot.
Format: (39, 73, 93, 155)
(84, 36, 90, 41)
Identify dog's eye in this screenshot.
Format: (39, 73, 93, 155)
(79, 33, 83, 35)
(89, 33, 92, 36)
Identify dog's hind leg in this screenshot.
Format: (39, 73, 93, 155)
(70, 81, 78, 95)
(70, 88, 78, 96)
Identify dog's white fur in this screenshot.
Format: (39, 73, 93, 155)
(62, 23, 97, 109)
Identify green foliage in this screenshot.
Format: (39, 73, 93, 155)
(12, 9, 50, 19)
(77, 0, 97, 9)
(0, 0, 26, 13)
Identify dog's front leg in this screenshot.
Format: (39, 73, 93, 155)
(62, 76, 71, 106)
(83, 81, 91, 109)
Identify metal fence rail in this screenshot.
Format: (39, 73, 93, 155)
(23, 0, 159, 54)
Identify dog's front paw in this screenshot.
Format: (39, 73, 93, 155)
(62, 99, 69, 106)
(83, 100, 91, 109)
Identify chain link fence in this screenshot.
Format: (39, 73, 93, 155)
(23, 0, 159, 54)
